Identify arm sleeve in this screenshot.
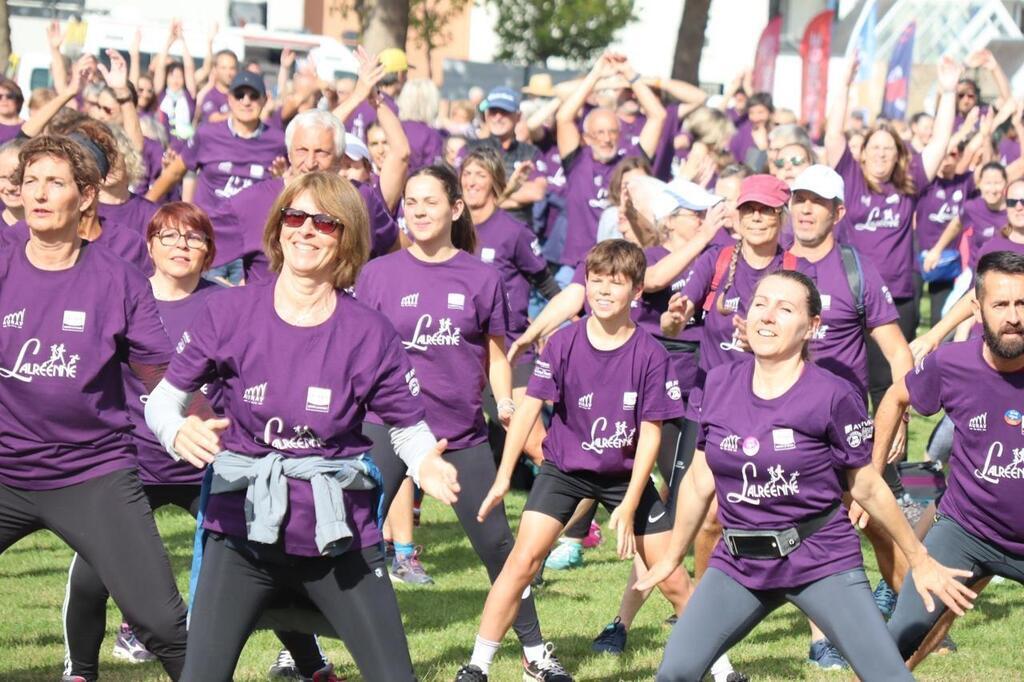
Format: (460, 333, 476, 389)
(144, 378, 194, 460)
(124, 276, 173, 365)
(180, 131, 201, 172)
(481, 273, 509, 337)
(904, 351, 945, 416)
(679, 249, 716, 306)
(388, 420, 438, 485)
(526, 332, 562, 402)
(163, 299, 220, 393)
(527, 268, 562, 301)
(825, 388, 874, 469)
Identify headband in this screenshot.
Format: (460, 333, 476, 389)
(67, 132, 110, 179)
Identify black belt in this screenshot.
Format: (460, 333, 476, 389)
(722, 501, 841, 559)
(656, 336, 700, 354)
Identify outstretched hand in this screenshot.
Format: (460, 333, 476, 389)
(911, 556, 977, 616)
(418, 439, 460, 505)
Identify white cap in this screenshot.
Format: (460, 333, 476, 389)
(629, 177, 721, 224)
(343, 133, 370, 163)
(790, 164, 845, 202)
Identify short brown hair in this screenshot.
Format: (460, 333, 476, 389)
(146, 202, 218, 269)
(263, 172, 370, 289)
(0, 78, 24, 108)
(14, 135, 101, 198)
(584, 239, 646, 288)
(461, 147, 507, 200)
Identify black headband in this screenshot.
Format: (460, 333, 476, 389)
(67, 132, 110, 179)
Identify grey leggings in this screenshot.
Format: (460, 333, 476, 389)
(657, 567, 913, 682)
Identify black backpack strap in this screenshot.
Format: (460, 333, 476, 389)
(839, 244, 865, 326)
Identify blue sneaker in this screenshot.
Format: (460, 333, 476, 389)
(591, 617, 627, 654)
(873, 578, 898, 619)
(808, 638, 849, 670)
(544, 541, 583, 570)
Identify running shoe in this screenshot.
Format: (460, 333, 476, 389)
(581, 521, 603, 549)
(664, 614, 678, 626)
(269, 648, 300, 679)
(591, 617, 627, 654)
(873, 578, 898, 620)
(454, 664, 488, 681)
(111, 622, 157, 663)
(934, 635, 958, 655)
(807, 638, 849, 670)
(391, 547, 435, 585)
(897, 494, 925, 527)
(544, 541, 583, 570)
(726, 673, 749, 682)
(522, 642, 573, 681)
(384, 540, 395, 561)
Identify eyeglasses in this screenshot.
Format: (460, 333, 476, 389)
(956, 91, 976, 100)
(772, 155, 808, 169)
(157, 230, 209, 248)
(280, 207, 344, 235)
(232, 89, 262, 103)
(1006, 198, 1024, 209)
(0, 93, 17, 101)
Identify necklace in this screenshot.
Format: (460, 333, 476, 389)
(280, 290, 337, 326)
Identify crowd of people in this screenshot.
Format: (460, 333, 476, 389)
(0, 16, 1021, 682)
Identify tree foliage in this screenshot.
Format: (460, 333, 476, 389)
(488, 0, 637, 67)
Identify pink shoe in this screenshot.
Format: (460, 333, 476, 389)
(582, 521, 602, 549)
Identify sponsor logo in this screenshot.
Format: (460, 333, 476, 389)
(250, 164, 265, 179)
(176, 330, 192, 354)
(772, 428, 796, 451)
(726, 462, 801, 505)
(61, 310, 86, 333)
(1004, 409, 1022, 427)
(742, 436, 760, 457)
(533, 360, 552, 379)
(0, 340, 79, 382)
(217, 161, 233, 173)
(812, 325, 829, 340)
(665, 380, 681, 401)
(722, 297, 740, 313)
(973, 441, 1024, 484)
(243, 382, 267, 406)
(480, 248, 496, 263)
(447, 293, 465, 310)
(400, 293, 419, 308)
(969, 413, 988, 432)
(530, 239, 542, 257)
(647, 510, 666, 523)
(983, 226, 995, 238)
(819, 294, 831, 311)
(881, 286, 893, 304)
(719, 329, 746, 353)
(255, 417, 326, 450)
(2, 308, 24, 329)
(622, 391, 637, 410)
(854, 207, 902, 232)
(578, 392, 593, 410)
(844, 419, 874, 448)
(720, 434, 740, 453)
(403, 315, 462, 351)
(593, 175, 603, 187)
(581, 417, 636, 454)
(885, 193, 900, 205)
(405, 369, 420, 396)
(305, 386, 331, 413)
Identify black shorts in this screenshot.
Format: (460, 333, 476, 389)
(523, 461, 672, 535)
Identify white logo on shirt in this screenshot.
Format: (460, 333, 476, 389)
(403, 315, 462, 351)
(855, 207, 901, 232)
(61, 310, 86, 333)
(772, 428, 796, 451)
(812, 325, 829, 340)
(622, 391, 637, 411)
(984, 226, 995, 238)
(400, 293, 419, 308)
(217, 161, 233, 173)
(742, 436, 760, 457)
(0, 340, 79, 383)
(243, 382, 267, 406)
(726, 462, 801, 506)
(530, 239, 542, 257)
(969, 413, 988, 432)
(305, 386, 332, 413)
(578, 392, 593, 410)
(973, 441, 1024, 484)
(581, 417, 636, 454)
(881, 286, 893, 304)
(720, 434, 740, 452)
(533, 360, 552, 379)
(255, 417, 326, 450)
(176, 331, 192, 354)
(819, 295, 831, 311)
(665, 380, 681, 401)
(2, 308, 24, 329)
(250, 164, 265, 179)
(447, 293, 465, 310)
(480, 248, 496, 263)
(405, 369, 420, 396)
(844, 419, 874, 448)
(723, 297, 740, 313)
(719, 329, 746, 353)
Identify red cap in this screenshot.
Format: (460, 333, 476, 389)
(737, 174, 791, 208)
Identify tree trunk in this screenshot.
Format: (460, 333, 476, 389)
(0, 0, 11, 75)
(671, 0, 711, 84)
(361, 0, 410, 54)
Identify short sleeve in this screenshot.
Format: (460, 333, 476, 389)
(180, 131, 201, 172)
(359, 182, 399, 257)
(513, 226, 548, 277)
(481, 273, 509, 338)
(638, 348, 685, 423)
(680, 249, 717, 308)
(561, 147, 582, 174)
(124, 276, 173, 365)
(352, 265, 381, 310)
(688, 385, 708, 450)
(910, 152, 931, 194)
(365, 328, 427, 428)
(825, 388, 874, 469)
(163, 299, 220, 392)
(835, 145, 858, 178)
(526, 335, 561, 402)
(904, 351, 944, 416)
(860, 257, 899, 329)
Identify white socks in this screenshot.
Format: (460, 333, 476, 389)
(522, 642, 546, 664)
(469, 635, 500, 674)
(710, 653, 735, 682)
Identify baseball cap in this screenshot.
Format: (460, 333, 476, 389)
(379, 48, 410, 74)
(481, 86, 521, 113)
(630, 177, 722, 224)
(343, 133, 370, 163)
(736, 174, 790, 208)
(229, 71, 266, 99)
(790, 164, 845, 202)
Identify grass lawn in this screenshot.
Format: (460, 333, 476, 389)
(1, 412, 1021, 681)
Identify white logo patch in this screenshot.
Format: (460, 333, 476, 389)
(0, 340, 79, 382)
(720, 434, 740, 453)
(969, 413, 988, 432)
(819, 294, 831, 311)
(2, 308, 24, 329)
(480, 248, 496, 263)
(665, 380, 681, 401)
(61, 310, 86, 333)
(844, 420, 874, 448)
(400, 293, 419, 308)
(405, 369, 420, 396)
(305, 387, 332, 413)
(622, 391, 637, 411)
(581, 417, 636, 454)
(533, 360, 552, 379)
(772, 428, 796, 451)
(176, 330, 192, 354)
(447, 293, 465, 310)
(578, 393, 593, 410)
(726, 462, 801, 505)
(243, 382, 267, 406)
(403, 315, 462, 351)
(530, 239, 542, 257)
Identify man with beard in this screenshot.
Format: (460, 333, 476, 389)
(874, 250, 1024, 668)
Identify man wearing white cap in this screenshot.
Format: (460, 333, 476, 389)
(788, 164, 916, 670)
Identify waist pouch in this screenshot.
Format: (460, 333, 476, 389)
(722, 501, 840, 559)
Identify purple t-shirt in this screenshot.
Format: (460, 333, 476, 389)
(697, 358, 872, 589)
(960, 197, 1007, 268)
(560, 146, 625, 266)
(133, 138, 166, 196)
(355, 249, 509, 449)
(906, 336, 1024, 555)
(834, 146, 929, 298)
(2, 220, 151, 275)
(0, 122, 23, 144)
(165, 280, 425, 556)
(977, 232, 1024, 260)
(998, 135, 1020, 167)
(797, 245, 898, 397)
(127, 280, 223, 486)
(180, 120, 286, 234)
(402, 120, 444, 173)
(728, 120, 758, 169)
(618, 114, 646, 157)
(0, 240, 171, 490)
(527, 320, 685, 475)
(475, 209, 546, 335)
(345, 94, 399, 142)
(914, 172, 974, 255)
(99, 195, 161, 236)
(198, 87, 230, 125)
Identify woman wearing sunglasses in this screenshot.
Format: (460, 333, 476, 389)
(144, 171, 459, 681)
(356, 165, 565, 677)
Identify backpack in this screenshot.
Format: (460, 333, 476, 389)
(701, 246, 798, 313)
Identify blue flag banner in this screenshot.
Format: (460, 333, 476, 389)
(882, 22, 916, 120)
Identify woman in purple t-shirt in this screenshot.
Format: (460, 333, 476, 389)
(144, 172, 459, 681)
(0, 137, 24, 228)
(927, 162, 1008, 272)
(641, 271, 975, 681)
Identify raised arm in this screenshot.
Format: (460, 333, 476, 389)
(555, 51, 616, 158)
(128, 27, 142, 87)
(824, 57, 857, 167)
(193, 22, 217, 88)
(100, 49, 145, 153)
(920, 57, 962, 182)
(375, 86, 411, 212)
(506, 283, 586, 364)
(969, 49, 1012, 104)
(618, 58, 666, 158)
(46, 22, 69, 94)
(145, 155, 188, 202)
(152, 24, 175, 96)
(525, 94, 562, 138)
(179, 24, 197, 98)
(22, 58, 87, 137)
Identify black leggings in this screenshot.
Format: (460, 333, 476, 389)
(365, 422, 544, 648)
(62, 484, 325, 680)
(0, 468, 187, 680)
(916, 274, 955, 329)
(183, 535, 413, 682)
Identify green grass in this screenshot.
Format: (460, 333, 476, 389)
(1, 415, 1022, 681)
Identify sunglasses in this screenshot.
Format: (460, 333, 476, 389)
(1006, 198, 1024, 209)
(956, 91, 976, 99)
(772, 155, 808, 168)
(232, 89, 262, 103)
(0, 93, 17, 101)
(280, 207, 343, 235)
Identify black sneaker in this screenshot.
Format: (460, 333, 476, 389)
(269, 648, 300, 679)
(591, 617, 627, 655)
(522, 642, 573, 681)
(934, 635, 958, 654)
(726, 672, 749, 682)
(454, 664, 488, 681)
(664, 614, 678, 626)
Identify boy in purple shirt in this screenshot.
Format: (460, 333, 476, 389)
(195, 50, 239, 126)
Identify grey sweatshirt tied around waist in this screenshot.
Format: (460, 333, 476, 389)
(210, 450, 378, 556)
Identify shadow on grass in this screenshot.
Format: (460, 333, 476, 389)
(396, 586, 491, 633)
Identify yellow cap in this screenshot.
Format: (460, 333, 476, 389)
(379, 48, 410, 74)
